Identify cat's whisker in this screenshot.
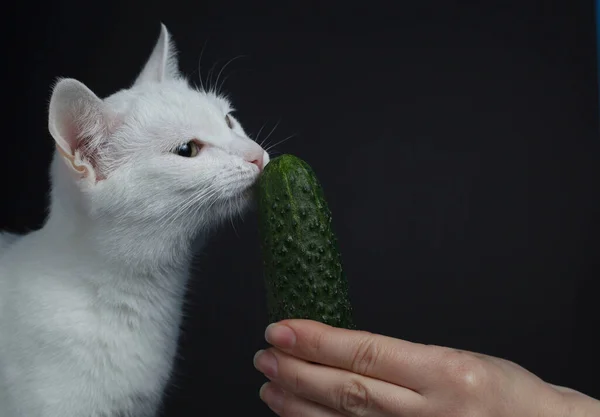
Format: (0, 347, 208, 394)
(237, 196, 246, 223)
(237, 194, 247, 222)
(157, 182, 220, 229)
(228, 201, 241, 239)
(166, 169, 254, 228)
(157, 182, 217, 223)
(185, 192, 220, 226)
(173, 185, 221, 221)
(255, 122, 268, 147)
(264, 133, 297, 154)
(214, 55, 247, 95)
(206, 59, 221, 93)
(261, 119, 281, 151)
(197, 38, 210, 92)
(190, 192, 218, 224)
(203, 194, 223, 220)
(217, 72, 239, 95)
(163, 192, 217, 231)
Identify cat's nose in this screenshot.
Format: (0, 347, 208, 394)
(247, 153, 264, 171)
(245, 150, 265, 172)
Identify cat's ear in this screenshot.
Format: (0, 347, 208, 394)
(48, 78, 115, 182)
(133, 23, 180, 86)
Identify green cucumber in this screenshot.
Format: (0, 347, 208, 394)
(256, 154, 355, 329)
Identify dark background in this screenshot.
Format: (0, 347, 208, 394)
(1, 1, 599, 415)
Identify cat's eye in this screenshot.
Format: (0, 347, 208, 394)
(225, 114, 234, 129)
(173, 141, 201, 158)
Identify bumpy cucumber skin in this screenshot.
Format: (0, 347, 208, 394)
(256, 154, 355, 329)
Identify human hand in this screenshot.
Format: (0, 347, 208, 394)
(253, 319, 600, 417)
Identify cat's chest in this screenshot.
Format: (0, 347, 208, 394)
(53, 281, 182, 373)
(5, 264, 184, 384)
(1, 263, 185, 416)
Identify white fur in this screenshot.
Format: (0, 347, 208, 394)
(0, 24, 269, 417)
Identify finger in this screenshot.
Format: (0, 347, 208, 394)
(255, 347, 426, 417)
(260, 382, 346, 417)
(265, 319, 442, 391)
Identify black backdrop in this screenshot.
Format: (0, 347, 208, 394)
(1, 1, 599, 416)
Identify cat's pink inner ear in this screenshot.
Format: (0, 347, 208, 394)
(48, 79, 108, 181)
(56, 144, 91, 178)
(52, 107, 82, 157)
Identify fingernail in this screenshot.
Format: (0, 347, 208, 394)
(259, 382, 284, 413)
(265, 323, 296, 349)
(253, 349, 278, 378)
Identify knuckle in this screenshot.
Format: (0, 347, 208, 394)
(281, 362, 309, 396)
(278, 395, 302, 417)
(306, 328, 326, 356)
(350, 335, 381, 375)
(271, 350, 309, 397)
(292, 368, 305, 394)
(336, 378, 371, 416)
(441, 351, 490, 394)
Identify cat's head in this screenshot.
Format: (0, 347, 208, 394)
(47, 24, 269, 255)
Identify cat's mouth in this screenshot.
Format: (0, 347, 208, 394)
(217, 172, 259, 201)
(239, 177, 261, 199)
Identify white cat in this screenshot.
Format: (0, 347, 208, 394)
(0, 24, 269, 417)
